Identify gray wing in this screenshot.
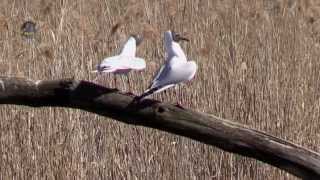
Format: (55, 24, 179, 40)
(151, 57, 195, 89)
(149, 61, 171, 89)
(138, 57, 196, 100)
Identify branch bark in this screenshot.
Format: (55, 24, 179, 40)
(0, 76, 319, 179)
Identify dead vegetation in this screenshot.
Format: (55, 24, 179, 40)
(0, 0, 320, 179)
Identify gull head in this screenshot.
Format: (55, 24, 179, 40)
(171, 31, 189, 42)
(96, 64, 111, 72)
(131, 34, 143, 46)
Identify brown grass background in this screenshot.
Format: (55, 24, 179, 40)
(1, 0, 320, 179)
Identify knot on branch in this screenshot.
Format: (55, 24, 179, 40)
(157, 106, 166, 113)
(59, 79, 77, 90)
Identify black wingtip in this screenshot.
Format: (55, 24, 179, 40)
(133, 95, 143, 102)
(133, 87, 159, 103)
(133, 92, 148, 102)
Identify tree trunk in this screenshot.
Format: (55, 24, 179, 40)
(0, 76, 319, 179)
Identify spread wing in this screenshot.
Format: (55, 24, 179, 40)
(126, 57, 146, 70)
(164, 31, 187, 62)
(170, 42, 187, 61)
(120, 37, 136, 57)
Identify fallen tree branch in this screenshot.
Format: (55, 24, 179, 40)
(0, 76, 319, 179)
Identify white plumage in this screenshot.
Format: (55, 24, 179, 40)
(93, 36, 146, 75)
(137, 30, 197, 100)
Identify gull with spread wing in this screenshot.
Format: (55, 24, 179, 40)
(93, 35, 146, 89)
(136, 31, 197, 101)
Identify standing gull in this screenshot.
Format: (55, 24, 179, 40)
(136, 31, 197, 100)
(93, 35, 146, 89)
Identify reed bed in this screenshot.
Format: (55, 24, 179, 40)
(0, 0, 320, 179)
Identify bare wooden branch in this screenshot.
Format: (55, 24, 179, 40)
(0, 76, 319, 179)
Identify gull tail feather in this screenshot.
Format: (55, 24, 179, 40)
(134, 87, 160, 101)
(134, 84, 175, 101)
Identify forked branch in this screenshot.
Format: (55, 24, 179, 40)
(0, 76, 319, 179)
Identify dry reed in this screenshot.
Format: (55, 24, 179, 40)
(0, 0, 320, 179)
